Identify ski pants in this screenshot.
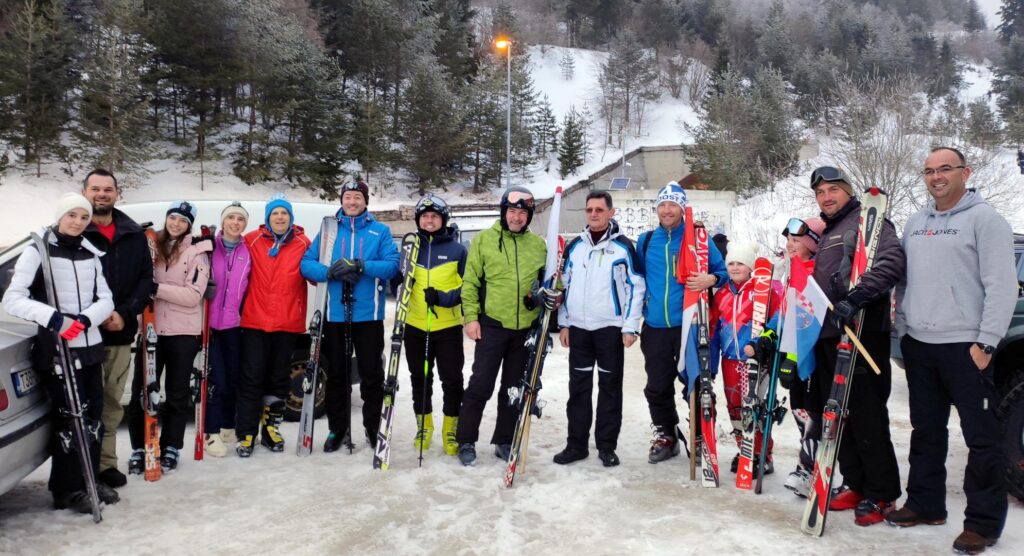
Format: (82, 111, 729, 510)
(565, 326, 624, 452)
(456, 322, 531, 446)
(324, 320, 385, 438)
(792, 408, 821, 472)
(234, 329, 296, 438)
(404, 324, 464, 416)
(128, 335, 200, 451)
(207, 327, 241, 433)
(809, 330, 901, 502)
(99, 344, 132, 472)
(640, 325, 682, 431)
(45, 359, 102, 497)
(721, 358, 773, 457)
(901, 336, 1006, 539)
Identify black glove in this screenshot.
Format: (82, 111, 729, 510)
(749, 330, 777, 365)
(829, 271, 849, 300)
(423, 287, 439, 307)
(830, 298, 858, 330)
(329, 258, 364, 283)
(778, 358, 797, 390)
(203, 279, 217, 300)
(151, 282, 159, 299)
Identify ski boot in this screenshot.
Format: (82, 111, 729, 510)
(648, 425, 680, 464)
(95, 482, 120, 505)
(236, 435, 256, 458)
(494, 443, 512, 460)
(53, 491, 94, 514)
(324, 429, 352, 453)
(413, 414, 434, 451)
(128, 449, 144, 475)
(458, 443, 476, 466)
(784, 467, 812, 498)
(260, 402, 285, 452)
(161, 446, 180, 472)
(441, 416, 459, 456)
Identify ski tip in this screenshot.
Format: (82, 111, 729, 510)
(867, 185, 882, 195)
(554, 186, 563, 194)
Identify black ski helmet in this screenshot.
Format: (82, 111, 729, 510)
(499, 186, 535, 229)
(414, 194, 450, 230)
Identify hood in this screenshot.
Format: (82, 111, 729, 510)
(924, 188, 985, 217)
(583, 220, 620, 246)
(335, 208, 377, 230)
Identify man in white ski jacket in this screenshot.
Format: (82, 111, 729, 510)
(554, 191, 645, 467)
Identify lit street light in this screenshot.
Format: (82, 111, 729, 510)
(495, 36, 512, 186)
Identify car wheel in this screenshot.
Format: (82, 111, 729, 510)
(997, 375, 1024, 503)
(285, 353, 328, 422)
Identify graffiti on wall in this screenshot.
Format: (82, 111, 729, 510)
(615, 196, 731, 240)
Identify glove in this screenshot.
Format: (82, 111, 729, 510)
(203, 279, 217, 300)
(48, 312, 88, 341)
(423, 287, 439, 307)
(778, 358, 798, 390)
(329, 258, 364, 283)
(151, 282, 159, 299)
(751, 331, 777, 365)
(830, 298, 858, 331)
(537, 287, 564, 312)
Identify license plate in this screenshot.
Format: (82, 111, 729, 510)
(12, 368, 39, 397)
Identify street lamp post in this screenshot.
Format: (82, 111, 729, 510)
(495, 37, 512, 185)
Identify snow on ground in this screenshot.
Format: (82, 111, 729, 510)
(1, 312, 1021, 554)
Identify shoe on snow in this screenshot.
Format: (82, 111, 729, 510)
(413, 414, 434, 451)
(128, 449, 144, 475)
(53, 490, 94, 514)
(953, 530, 997, 555)
(458, 443, 476, 466)
(756, 457, 774, 476)
(220, 428, 237, 444)
(365, 429, 378, 449)
(95, 482, 119, 505)
(259, 404, 285, 452)
(598, 450, 620, 467)
(648, 429, 681, 464)
(829, 484, 863, 511)
(161, 446, 180, 472)
(854, 498, 894, 526)
(730, 453, 740, 473)
(236, 435, 256, 458)
(441, 416, 459, 456)
(98, 467, 127, 488)
(784, 468, 812, 498)
(552, 447, 589, 465)
(885, 506, 946, 527)
(324, 430, 351, 453)
(494, 443, 512, 460)
(205, 434, 228, 458)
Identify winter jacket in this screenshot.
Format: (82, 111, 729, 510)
(895, 190, 1017, 347)
(812, 198, 905, 339)
(81, 209, 153, 346)
(209, 233, 252, 331)
(558, 221, 646, 334)
(301, 210, 400, 323)
(636, 221, 728, 328)
(2, 228, 114, 364)
(153, 236, 213, 336)
(462, 220, 547, 331)
(709, 277, 784, 362)
(241, 224, 311, 333)
(406, 226, 466, 332)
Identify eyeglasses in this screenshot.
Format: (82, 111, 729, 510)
(782, 218, 821, 242)
(505, 191, 534, 208)
(810, 166, 850, 188)
(921, 165, 965, 177)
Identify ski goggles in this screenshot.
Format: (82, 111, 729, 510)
(418, 195, 448, 212)
(340, 182, 364, 193)
(810, 166, 851, 188)
(781, 218, 821, 242)
(505, 190, 535, 209)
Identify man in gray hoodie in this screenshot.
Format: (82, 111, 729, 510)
(889, 146, 1017, 555)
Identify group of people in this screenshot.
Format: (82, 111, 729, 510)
(2, 146, 1016, 554)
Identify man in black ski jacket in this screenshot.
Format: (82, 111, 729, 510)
(808, 166, 905, 526)
(80, 169, 154, 488)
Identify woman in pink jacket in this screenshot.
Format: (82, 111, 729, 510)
(128, 201, 212, 473)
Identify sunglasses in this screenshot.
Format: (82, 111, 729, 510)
(506, 191, 535, 209)
(810, 166, 850, 188)
(782, 218, 821, 242)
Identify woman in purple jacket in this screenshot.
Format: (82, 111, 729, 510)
(204, 203, 252, 456)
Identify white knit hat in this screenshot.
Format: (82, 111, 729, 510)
(726, 241, 757, 271)
(54, 193, 93, 223)
(221, 202, 249, 226)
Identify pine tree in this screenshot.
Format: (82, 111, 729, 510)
(461, 62, 505, 192)
(993, 35, 1024, 143)
(964, 98, 1003, 148)
(998, 0, 1024, 43)
(533, 95, 559, 156)
(401, 59, 464, 194)
(559, 47, 575, 80)
(558, 106, 585, 178)
(965, 0, 987, 32)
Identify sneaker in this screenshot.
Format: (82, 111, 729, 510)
(98, 467, 127, 488)
(494, 443, 512, 460)
(953, 530, 997, 555)
(458, 443, 476, 466)
(95, 482, 120, 505)
(205, 434, 228, 458)
(598, 450, 620, 467)
(53, 490, 94, 514)
(220, 428, 237, 444)
(552, 446, 589, 465)
(648, 427, 681, 464)
(236, 435, 256, 458)
(885, 505, 947, 527)
(127, 449, 144, 475)
(784, 468, 812, 498)
(854, 498, 894, 526)
(160, 446, 180, 472)
(828, 484, 863, 511)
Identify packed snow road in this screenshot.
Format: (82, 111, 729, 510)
(1, 328, 1021, 555)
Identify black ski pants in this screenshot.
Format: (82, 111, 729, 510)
(640, 325, 683, 431)
(234, 329, 296, 438)
(128, 335, 200, 451)
(207, 327, 241, 433)
(901, 336, 1006, 539)
(565, 326, 624, 452)
(457, 322, 531, 446)
(324, 320, 385, 438)
(404, 325, 464, 416)
(809, 330, 901, 502)
(45, 359, 102, 496)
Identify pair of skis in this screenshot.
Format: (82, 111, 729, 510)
(141, 228, 161, 481)
(30, 230, 103, 522)
(192, 226, 215, 461)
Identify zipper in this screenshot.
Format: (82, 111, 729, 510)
(663, 228, 671, 326)
(513, 233, 520, 329)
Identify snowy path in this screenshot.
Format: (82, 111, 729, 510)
(1, 328, 1021, 555)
